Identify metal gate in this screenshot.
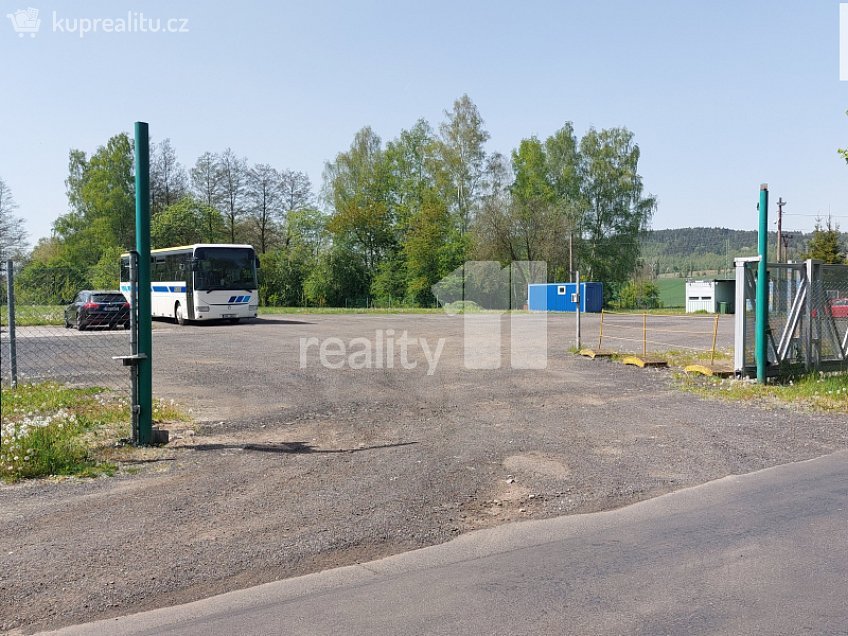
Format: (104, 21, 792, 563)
(735, 258, 848, 377)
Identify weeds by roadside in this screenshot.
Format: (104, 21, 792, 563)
(0, 383, 190, 483)
(678, 371, 848, 413)
(659, 348, 733, 368)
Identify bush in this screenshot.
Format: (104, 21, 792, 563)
(443, 300, 483, 314)
(617, 280, 662, 310)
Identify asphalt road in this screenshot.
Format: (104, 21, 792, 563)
(40, 450, 848, 636)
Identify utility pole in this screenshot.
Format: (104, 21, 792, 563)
(776, 197, 787, 262)
(568, 232, 574, 282)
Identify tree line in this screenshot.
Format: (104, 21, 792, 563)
(9, 95, 656, 306)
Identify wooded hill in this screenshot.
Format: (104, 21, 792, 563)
(640, 227, 816, 277)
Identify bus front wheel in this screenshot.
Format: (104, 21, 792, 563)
(175, 303, 186, 326)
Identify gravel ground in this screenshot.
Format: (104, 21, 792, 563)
(1, 313, 846, 635)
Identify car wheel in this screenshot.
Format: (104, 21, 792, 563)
(64, 315, 71, 328)
(77, 318, 87, 331)
(123, 322, 131, 330)
(175, 303, 186, 326)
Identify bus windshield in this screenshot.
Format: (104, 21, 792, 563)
(194, 247, 257, 291)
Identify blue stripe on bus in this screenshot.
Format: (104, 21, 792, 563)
(151, 285, 187, 293)
(134, 285, 249, 299)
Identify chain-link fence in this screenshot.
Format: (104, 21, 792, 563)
(735, 258, 848, 377)
(593, 311, 727, 360)
(1, 261, 131, 392)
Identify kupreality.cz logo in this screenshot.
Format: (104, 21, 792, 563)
(6, 7, 40, 37)
(6, 7, 190, 39)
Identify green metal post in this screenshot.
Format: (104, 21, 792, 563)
(134, 122, 153, 444)
(756, 183, 769, 384)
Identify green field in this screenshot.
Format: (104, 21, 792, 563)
(655, 278, 685, 308)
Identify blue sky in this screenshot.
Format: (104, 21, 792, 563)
(2, 0, 848, 245)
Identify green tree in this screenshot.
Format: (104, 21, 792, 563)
(218, 148, 247, 243)
(508, 137, 567, 264)
(381, 120, 461, 305)
(151, 196, 225, 247)
(259, 209, 326, 306)
(287, 208, 328, 257)
(403, 192, 455, 305)
(325, 127, 394, 276)
(259, 247, 308, 306)
(474, 124, 580, 280)
(190, 151, 224, 239)
(150, 138, 188, 216)
(245, 163, 282, 254)
(435, 94, 490, 236)
(21, 133, 135, 301)
(303, 246, 368, 307)
(14, 238, 87, 304)
(78, 133, 136, 250)
(88, 245, 123, 289)
(577, 127, 655, 297)
(803, 217, 843, 263)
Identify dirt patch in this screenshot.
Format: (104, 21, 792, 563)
(504, 452, 571, 479)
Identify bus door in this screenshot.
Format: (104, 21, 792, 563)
(181, 253, 195, 319)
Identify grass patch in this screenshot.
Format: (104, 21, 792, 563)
(0, 383, 190, 483)
(1, 305, 64, 327)
(679, 371, 848, 413)
(259, 306, 444, 315)
(658, 348, 733, 368)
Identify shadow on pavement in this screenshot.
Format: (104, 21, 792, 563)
(187, 441, 418, 454)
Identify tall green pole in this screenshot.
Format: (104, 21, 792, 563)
(756, 183, 769, 384)
(134, 122, 153, 444)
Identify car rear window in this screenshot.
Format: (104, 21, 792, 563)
(92, 294, 125, 303)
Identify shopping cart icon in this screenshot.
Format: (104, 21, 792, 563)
(7, 7, 41, 38)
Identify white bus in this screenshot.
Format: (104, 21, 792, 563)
(121, 244, 259, 325)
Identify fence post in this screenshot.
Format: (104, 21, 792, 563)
(134, 122, 153, 445)
(711, 313, 719, 367)
(5, 260, 17, 388)
(574, 270, 581, 351)
(756, 184, 769, 383)
(597, 310, 605, 351)
(129, 251, 140, 443)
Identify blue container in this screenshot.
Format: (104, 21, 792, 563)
(527, 283, 603, 312)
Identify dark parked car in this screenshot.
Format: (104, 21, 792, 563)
(64, 290, 130, 330)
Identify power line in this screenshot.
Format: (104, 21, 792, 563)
(783, 212, 848, 218)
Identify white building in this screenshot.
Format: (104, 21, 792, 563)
(685, 279, 735, 314)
